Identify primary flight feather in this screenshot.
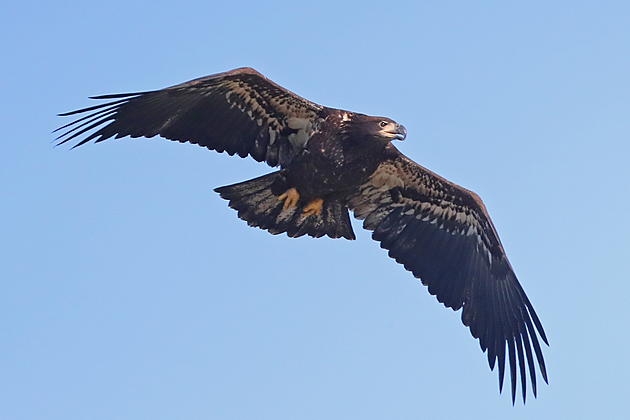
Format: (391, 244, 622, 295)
(56, 67, 548, 403)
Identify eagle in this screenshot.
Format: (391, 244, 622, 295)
(56, 67, 548, 403)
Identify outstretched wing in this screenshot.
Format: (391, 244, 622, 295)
(349, 145, 549, 403)
(55, 67, 324, 168)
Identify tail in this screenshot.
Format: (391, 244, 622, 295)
(214, 171, 356, 240)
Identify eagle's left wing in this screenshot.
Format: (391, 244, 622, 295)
(348, 145, 548, 403)
(55, 67, 324, 168)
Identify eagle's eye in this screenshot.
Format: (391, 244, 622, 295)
(379, 121, 388, 128)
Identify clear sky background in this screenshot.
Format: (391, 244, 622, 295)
(2, 1, 629, 419)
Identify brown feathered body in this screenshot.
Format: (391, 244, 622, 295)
(285, 111, 389, 199)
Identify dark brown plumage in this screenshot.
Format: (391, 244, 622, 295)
(56, 67, 548, 403)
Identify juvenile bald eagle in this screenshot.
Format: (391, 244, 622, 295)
(56, 67, 548, 403)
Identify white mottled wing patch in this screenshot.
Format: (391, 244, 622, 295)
(350, 153, 499, 250)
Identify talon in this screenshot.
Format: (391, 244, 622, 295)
(303, 198, 324, 217)
(278, 187, 300, 210)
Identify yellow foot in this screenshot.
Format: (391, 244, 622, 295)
(303, 198, 324, 217)
(278, 187, 300, 210)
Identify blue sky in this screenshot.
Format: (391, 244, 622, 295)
(3, 1, 629, 419)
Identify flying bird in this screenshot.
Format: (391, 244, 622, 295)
(56, 67, 548, 403)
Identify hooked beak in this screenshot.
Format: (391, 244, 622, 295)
(386, 124, 407, 141)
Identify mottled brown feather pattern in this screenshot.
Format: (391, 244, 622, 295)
(56, 67, 323, 168)
(349, 145, 548, 403)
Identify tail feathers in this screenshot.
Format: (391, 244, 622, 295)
(215, 172, 356, 240)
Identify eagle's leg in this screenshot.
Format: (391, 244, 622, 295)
(303, 198, 324, 217)
(278, 187, 300, 210)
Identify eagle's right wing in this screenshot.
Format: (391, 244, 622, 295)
(349, 145, 549, 403)
(55, 67, 324, 168)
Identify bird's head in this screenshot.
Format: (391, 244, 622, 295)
(374, 117, 407, 141)
(345, 115, 407, 143)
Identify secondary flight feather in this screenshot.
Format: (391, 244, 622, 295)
(56, 67, 548, 403)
